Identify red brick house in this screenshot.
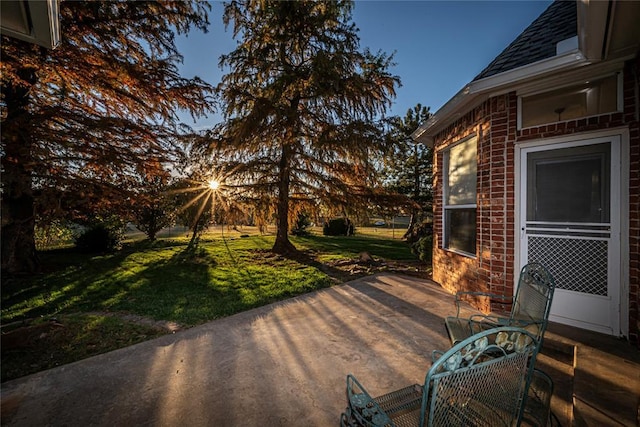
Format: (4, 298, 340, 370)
(413, 1, 640, 342)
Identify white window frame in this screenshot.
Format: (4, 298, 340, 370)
(517, 71, 623, 130)
(442, 134, 478, 257)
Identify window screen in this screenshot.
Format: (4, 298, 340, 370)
(527, 143, 610, 223)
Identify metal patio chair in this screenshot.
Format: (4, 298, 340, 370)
(341, 327, 551, 427)
(445, 262, 555, 347)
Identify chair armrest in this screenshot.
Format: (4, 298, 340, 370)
(432, 349, 445, 362)
(453, 291, 512, 317)
(346, 374, 393, 426)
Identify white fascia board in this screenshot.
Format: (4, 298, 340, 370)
(469, 49, 589, 93)
(514, 58, 625, 97)
(412, 50, 591, 144)
(411, 85, 471, 145)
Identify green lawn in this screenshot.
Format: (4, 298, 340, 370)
(1, 231, 420, 381)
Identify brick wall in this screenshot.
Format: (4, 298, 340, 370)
(432, 57, 639, 343)
(432, 96, 517, 314)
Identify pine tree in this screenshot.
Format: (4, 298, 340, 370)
(132, 174, 176, 241)
(210, 0, 399, 254)
(1, 1, 214, 273)
(383, 104, 433, 239)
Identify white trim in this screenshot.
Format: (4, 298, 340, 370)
(443, 204, 476, 210)
(620, 132, 630, 337)
(519, 113, 618, 132)
(517, 96, 523, 130)
(527, 228, 610, 236)
(513, 126, 629, 148)
(471, 50, 588, 93)
(412, 85, 472, 143)
(514, 60, 624, 97)
(527, 221, 611, 227)
(517, 69, 622, 98)
(441, 247, 478, 260)
(413, 50, 591, 144)
(442, 134, 478, 257)
(0, 0, 60, 49)
(516, 71, 623, 130)
(549, 315, 616, 336)
(514, 127, 630, 337)
(414, 56, 632, 145)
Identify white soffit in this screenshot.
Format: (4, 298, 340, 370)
(605, 1, 640, 60)
(1, 0, 60, 49)
(578, 0, 640, 62)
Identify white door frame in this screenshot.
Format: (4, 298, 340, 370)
(514, 127, 629, 337)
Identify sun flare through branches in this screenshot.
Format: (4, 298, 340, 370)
(166, 173, 230, 235)
(208, 179, 220, 191)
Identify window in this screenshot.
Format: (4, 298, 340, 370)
(443, 136, 477, 255)
(519, 73, 621, 129)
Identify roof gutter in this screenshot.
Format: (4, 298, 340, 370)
(411, 48, 590, 146)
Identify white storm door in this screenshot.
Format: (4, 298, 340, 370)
(520, 136, 621, 335)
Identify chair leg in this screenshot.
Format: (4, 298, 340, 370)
(522, 369, 554, 427)
(339, 412, 349, 427)
(340, 408, 362, 427)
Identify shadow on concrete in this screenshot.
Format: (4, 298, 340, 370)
(1, 273, 638, 427)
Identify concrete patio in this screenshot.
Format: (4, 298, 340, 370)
(1, 273, 638, 426)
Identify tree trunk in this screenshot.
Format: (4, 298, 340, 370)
(186, 209, 206, 252)
(404, 213, 418, 241)
(404, 143, 421, 240)
(1, 68, 40, 275)
(272, 144, 296, 254)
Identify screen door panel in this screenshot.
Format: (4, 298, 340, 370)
(521, 137, 620, 335)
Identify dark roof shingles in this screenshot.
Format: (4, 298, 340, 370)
(473, 1, 577, 81)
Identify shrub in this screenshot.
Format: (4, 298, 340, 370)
(412, 234, 432, 264)
(35, 220, 74, 250)
(323, 218, 354, 236)
(74, 221, 124, 253)
(404, 221, 433, 244)
(134, 202, 175, 241)
(291, 212, 312, 236)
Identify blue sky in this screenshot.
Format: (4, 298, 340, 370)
(176, 1, 552, 129)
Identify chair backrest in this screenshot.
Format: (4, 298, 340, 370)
(420, 327, 539, 427)
(511, 262, 555, 341)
